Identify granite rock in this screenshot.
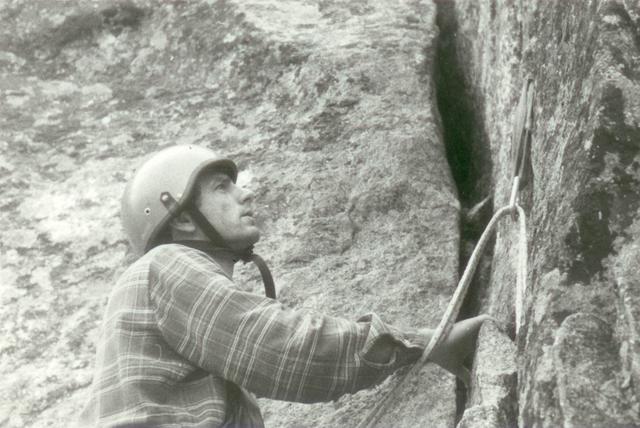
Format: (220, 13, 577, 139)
(450, 0, 640, 425)
(1, 1, 460, 426)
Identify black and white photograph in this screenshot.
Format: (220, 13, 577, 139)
(1, 0, 639, 427)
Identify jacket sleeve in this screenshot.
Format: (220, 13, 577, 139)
(148, 245, 427, 403)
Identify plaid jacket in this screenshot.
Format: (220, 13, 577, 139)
(79, 243, 427, 427)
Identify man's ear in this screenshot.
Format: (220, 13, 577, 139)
(169, 211, 197, 233)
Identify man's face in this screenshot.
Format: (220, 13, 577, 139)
(195, 170, 260, 251)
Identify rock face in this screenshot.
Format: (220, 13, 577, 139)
(5, 1, 637, 426)
(448, 0, 640, 426)
(1, 1, 461, 427)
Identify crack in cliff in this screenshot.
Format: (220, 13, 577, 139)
(433, 0, 495, 423)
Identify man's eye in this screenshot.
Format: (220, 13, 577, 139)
(215, 178, 231, 190)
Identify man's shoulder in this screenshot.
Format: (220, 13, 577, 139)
(145, 243, 226, 276)
(146, 242, 202, 259)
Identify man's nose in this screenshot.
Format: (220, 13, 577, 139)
(239, 186, 255, 204)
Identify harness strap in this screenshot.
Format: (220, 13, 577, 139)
(160, 192, 277, 299)
(248, 253, 276, 299)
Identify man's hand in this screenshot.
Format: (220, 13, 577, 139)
(422, 314, 495, 386)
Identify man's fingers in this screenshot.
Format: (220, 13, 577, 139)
(477, 314, 497, 323)
(461, 314, 499, 333)
(447, 364, 470, 388)
(426, 314, 502, 385)
(477, 315, 508, 334)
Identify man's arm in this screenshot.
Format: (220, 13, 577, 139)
(149, 245, 487, 402)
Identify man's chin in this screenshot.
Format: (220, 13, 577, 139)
(247, 231, 261, 246)
(230, 230, 261, 251)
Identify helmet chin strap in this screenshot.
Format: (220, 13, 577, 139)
(160, 191, 276, 299)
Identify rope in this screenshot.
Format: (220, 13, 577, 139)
(515, 204, 527, 335)
(357, 193, 528, 428)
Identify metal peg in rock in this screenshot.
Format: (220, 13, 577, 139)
(511, 76, 536, 188)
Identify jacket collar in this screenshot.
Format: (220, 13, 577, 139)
(174, 240, 237, 279)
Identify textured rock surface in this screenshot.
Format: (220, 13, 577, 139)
(457, 322, 517, 428)
(450, 0, 640, 426)
(0, 1, 461, 427)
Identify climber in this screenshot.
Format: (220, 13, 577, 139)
(79, 144, 491, 427)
